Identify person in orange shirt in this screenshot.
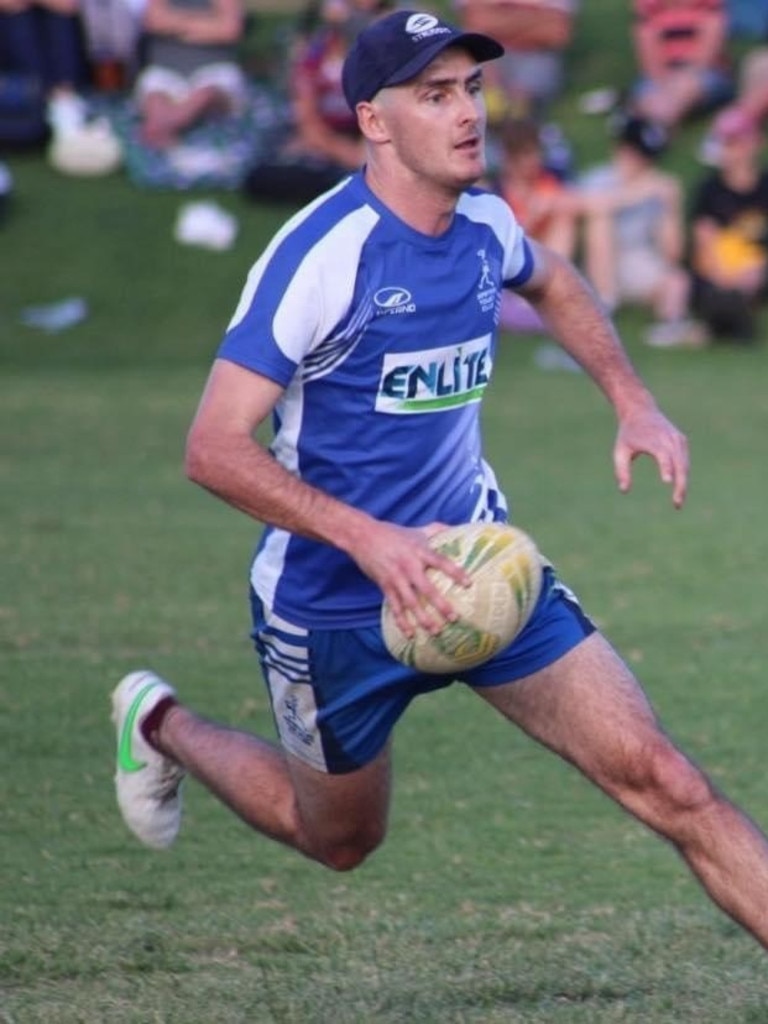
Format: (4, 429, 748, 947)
(494, 116, 580, 330)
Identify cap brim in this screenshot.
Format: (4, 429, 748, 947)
(382, 31, 504, 91)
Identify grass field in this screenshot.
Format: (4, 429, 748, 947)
(3, 4, 768, 1022)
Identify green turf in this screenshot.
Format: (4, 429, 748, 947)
(3, 5, 768, 1021)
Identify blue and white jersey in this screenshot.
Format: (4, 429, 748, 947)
(218, 171, 534, 628)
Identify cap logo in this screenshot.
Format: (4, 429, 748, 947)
(405, 13, 451, 42)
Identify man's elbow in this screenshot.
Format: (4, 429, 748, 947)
(185, 428, 214, 489)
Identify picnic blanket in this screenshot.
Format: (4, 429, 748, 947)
(105, 83, 290, 190)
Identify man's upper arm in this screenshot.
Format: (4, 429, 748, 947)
(513, 237, 557, 297)
(189, 358, 285, 444)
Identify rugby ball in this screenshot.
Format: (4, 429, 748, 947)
(381, 522, 543, 675)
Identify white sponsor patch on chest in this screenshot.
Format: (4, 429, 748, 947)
(375, 336, 493, 415)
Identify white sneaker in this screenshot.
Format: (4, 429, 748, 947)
(112, 670, 185, 849)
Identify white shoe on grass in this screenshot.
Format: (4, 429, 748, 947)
(112, 670, 185, 849)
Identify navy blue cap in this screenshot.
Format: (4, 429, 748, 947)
(342, 10, 504, 111)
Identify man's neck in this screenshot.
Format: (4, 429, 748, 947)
(364, 164, 460, 237)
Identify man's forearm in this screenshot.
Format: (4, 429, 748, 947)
(185, 429, 375, 556)
(522, 255, 657, 418)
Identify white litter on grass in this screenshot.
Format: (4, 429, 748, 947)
(174, 201, 238, 252)
(578, 87, 619, 115)
(20, 297, 89, 333)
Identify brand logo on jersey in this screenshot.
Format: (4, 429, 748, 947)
(376, 335, 492, 414)
(476, 248, 499, 313)
(374, 286, 416, 316)
(405, 13, 451, 42)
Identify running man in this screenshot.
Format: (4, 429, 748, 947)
(113, 10, 768, 951)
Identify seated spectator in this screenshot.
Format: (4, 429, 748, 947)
(690, 106, 768, 341)
(242, 0, 388, 206)
(135, 0, 247, 150)
(0, 0, 91, 146)
(494, 116, 580, 331)
(454, 0, 579, 121)
(629, 0, 734, 130)
(579, 114, 706, 347)
(496, 116, 578, 255)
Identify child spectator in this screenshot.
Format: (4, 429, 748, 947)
(135, 0, 247, 150)
(630, 0, 734, 130)
(690, 106, 768, 341)
(494, 116, 580, 331)
(496, 116, 578, 256)
(579, 114, 706, 347)
(454, 0, 579, 121)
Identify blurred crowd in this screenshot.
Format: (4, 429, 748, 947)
(1, 0, 768, 345)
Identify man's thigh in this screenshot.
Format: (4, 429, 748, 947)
(251, 595, 451, 773)
(473, 632, 664, 786)
(286, 740, 393, 852)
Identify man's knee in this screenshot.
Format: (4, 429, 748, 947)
(313, 823, 387, 872)
(622, 736, 715, 826)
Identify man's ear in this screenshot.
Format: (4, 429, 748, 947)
(356, 99, 391, 144)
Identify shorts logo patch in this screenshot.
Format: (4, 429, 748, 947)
(281, 693, 314, 746)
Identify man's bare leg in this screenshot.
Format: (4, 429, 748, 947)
(156, 704, 392, 870)
(113, 670, 391, 868)
(474, 632, 768, 949)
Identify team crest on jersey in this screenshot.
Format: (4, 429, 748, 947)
(376, 335, 492, 414)
(374, 286, 416, 316)
(476, 248, 499, 314)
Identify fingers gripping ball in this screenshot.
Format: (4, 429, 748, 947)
(381, 523, 544, 675)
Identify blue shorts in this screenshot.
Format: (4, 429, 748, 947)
(250, 568, 594, 774)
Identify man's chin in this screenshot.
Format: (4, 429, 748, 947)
(457, 164, 486, 189)
(457, 151, 486, 187)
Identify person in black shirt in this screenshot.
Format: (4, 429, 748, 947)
(690, 106, 768, 341)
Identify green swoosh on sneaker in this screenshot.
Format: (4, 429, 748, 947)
(118, 681, 157, 773)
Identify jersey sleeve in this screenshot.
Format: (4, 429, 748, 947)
(217, 199, 378, 387)
(218, 235, 324, 387)
(458, 189, 534, 288)
(495, 196, 535, 288)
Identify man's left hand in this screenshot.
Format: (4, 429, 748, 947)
(614, 405, 689, 508)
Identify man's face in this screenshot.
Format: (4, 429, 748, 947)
(374, 48, 488, 191)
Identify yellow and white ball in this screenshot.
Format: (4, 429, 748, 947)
(381, 522, 543, 675)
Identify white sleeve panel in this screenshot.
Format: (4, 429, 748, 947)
(227, 200, 380, 366)
(457, 191, 529, 282)
(273, 206, 380, 362)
